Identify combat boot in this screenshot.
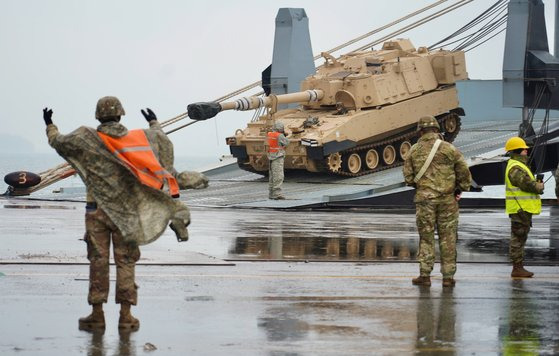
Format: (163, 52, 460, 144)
(442, 278, 456, 287)
(119, 303, 140, 330)
(79, 304, 105, 331)
(412, 276, 431, 286)
(511, 263, 534, 278)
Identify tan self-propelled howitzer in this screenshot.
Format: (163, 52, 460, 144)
(188, 39, 468, 176)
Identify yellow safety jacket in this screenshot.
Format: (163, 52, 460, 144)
(505, 159, 541, 215)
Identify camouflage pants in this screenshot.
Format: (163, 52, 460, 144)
(269, 157, 285, 198)
(415, 200, 459, 278)
(509, 211, 532, 264)
(84, 207, 140, 305)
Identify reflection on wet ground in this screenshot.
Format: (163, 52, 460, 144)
(229, 234, 559, 262)
(2, 199, 558, 264)
(251, 272, 559, 354)
(83, 329, 139, 356)
(415, 288, 457, 355)
(498, 279, 559, 355)
(232, 235, 417, 261)
(199, 207, 559, 263)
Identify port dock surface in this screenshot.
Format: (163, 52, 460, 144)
(1, 199, 558, 355)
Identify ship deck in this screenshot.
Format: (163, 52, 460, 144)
(182, 118, 554, 209)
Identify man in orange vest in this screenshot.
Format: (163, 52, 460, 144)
(267, 122, 289, 199)
(43, 96, 190, 332)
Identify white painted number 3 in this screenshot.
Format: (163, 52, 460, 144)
(18, 172, 27, 184)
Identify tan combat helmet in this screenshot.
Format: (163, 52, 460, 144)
(95, 96, 126, 121)
(417, 116, 440, 131)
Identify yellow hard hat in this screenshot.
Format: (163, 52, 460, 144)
(505, 137, 529, 152)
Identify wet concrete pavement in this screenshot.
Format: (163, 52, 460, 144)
(1, 199, 559, 355)
(2, 263, 559, 355)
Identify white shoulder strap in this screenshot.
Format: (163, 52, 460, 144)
(414, 139, 442, 183)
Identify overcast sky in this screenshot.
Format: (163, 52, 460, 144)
(0, 0, 556, 162)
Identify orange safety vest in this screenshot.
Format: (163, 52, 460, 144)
(267, 131, 283, 153)
(98, 130, 180, 198)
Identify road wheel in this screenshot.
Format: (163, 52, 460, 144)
(399, 141, 412, 160)
(383, 145, 396, 165)
(345, 153, 362, 174)
(364, 149, 379, 170)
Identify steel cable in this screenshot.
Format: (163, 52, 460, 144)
(429, 0, 508, 50)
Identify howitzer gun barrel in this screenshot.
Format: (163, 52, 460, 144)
(188, 89, 324, 121)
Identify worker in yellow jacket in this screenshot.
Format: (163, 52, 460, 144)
(504, 137, 544, 278)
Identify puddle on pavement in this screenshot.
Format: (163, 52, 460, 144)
(183, 208, 559, 262)
(231, 236, 417, 261)
(227, 235, 558, 262)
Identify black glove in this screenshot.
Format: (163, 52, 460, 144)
(141, 108, 157, 122)
(43, 108, 53, 126)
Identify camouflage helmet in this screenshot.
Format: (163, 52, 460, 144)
(417, 115, 440, 131)
(273, 121, 285, 132)
(95, 96, 125, 120)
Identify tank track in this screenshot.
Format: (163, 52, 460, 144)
(325, 113, 462, 177)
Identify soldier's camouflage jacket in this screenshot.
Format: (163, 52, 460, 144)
(508, 154, 541, 195)
(403, 132, 471, 203)
(47, 120, 190, 245)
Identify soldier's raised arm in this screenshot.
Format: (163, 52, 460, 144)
(43, 107, 83, 153)
(43, 107, 59, 146)
(141, 108, 163, 130)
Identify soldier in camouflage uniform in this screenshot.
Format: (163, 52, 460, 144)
(267, 122, 289, 200)
(403, 116, 471, 287)
(504, 137, 544, 278)
(43, 97, 190, 331)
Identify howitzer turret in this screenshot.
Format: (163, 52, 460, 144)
(189, 39, 468, 176)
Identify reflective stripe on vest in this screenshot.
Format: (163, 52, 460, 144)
(267, 131, 283, 153)
(504, 159, 541, 215)
(98, 130, 180, 198)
